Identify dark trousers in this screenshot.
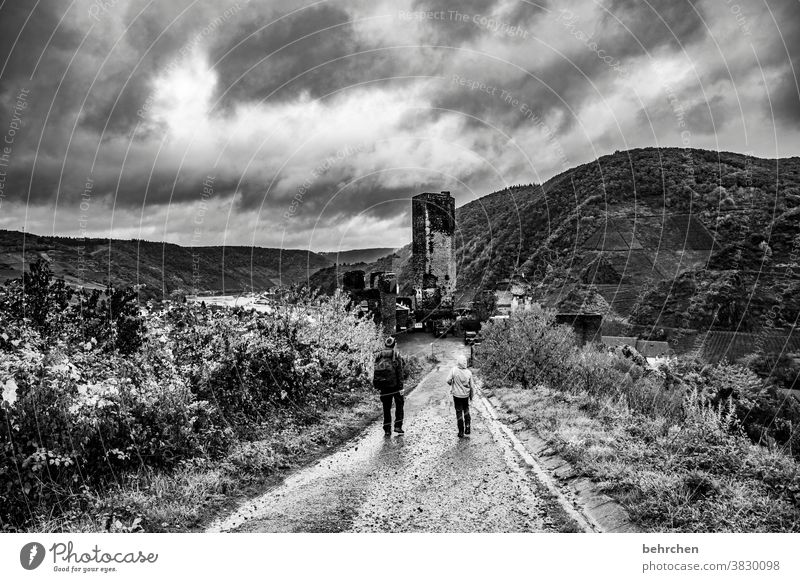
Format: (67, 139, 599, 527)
(453, 396, 471, 434)
(380, 392, 404, 432)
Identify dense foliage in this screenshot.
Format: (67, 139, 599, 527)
(477, 308, 800, 456)
(477, 309, 575, 390)
(476, 309, 800, 531)
(454, 148, 800, 328)
(308, 148, 799, 332)
(0, 260, 381, 530)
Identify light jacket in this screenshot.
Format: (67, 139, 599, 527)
(447, 356, 473, 399)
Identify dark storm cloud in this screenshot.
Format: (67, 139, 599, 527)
(684, 0, 799, 128)
(747, 0, 800, 69)
(410, 0, 547, 35)
(200, 0, 551, 120)
(684, 95, 730, 134)
(0, 0, 186, 138)
(202, 0, 538, 112)
(409, 0, 503, 44)
(80, 0, 262, 134)
(264, 158, 498, 228)
(427, 39, 625, 140)
(113, 167, 246, 208)
(0, 0, 254, 208)
(637, 93, 731, 137)
(418, 0, 708, 141)
(0, 1, 137, 204)
(0, 1, 89, 170)
(601, 0, 708, 55)
(0, 1, 80, 89)
(772, 71, 800, 123)
(207, 3, 359, 110)
(761, 0, 800, 124)
(1, 0, 799, 248)
(282, 181, 416, 222)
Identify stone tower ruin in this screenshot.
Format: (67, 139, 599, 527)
(411, 191, 456, 317)
(341, 269, 396, 336)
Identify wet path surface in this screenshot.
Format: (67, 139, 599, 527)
(207, 336, 561, 533)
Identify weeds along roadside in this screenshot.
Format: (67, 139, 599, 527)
(59, 350, 433, 534)
(474, 308, 800, 532)
(0, 259, 433, 532)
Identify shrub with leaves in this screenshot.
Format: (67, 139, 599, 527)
(1, 265, 381, 530)
(475, 307, 575, 389)
(476, 305, 800, 461)
(0, 334, 230, 529)
(661, 357, 800, 457)
(73, 286, 145, 355)
(161, 291, 380, 428)
(0, 259, 72, 340)
(0, 258, 145, 354)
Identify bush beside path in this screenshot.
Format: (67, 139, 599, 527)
(473, 308, 800, 532)
(1, 260, 426, 532)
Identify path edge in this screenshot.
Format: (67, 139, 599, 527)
(479, 387, 639, 533)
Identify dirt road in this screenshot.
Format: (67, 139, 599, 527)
(207, 335, 580, 533)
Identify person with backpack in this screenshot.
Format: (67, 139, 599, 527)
(447, 355, 474, 438)
(373, 336, 405, 436)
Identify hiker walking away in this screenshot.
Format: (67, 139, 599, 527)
(373, 337, 405, 435)
(447, 355, 474, 438)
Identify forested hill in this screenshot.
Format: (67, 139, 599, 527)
(319, 248, 397, 265)
(5, 148, 800, 329)
(454, 147, 800, 330)
(0, 230, 333, 299)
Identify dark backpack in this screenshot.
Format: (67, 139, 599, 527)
(373, 349, 399, 391)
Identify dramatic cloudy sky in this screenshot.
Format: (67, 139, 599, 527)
(0, 0, 798, 251)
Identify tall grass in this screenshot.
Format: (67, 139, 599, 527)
(475, 308, 800, 532)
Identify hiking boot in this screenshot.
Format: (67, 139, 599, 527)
(394, 427, 405, 434)
(464, 427, 471, 435)
(384, 430, 392, 437)
(458, 432, 464, 438)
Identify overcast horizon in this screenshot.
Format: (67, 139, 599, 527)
(1, 0, 798, 252)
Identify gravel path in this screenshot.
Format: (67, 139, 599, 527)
(207, 336, 568, 533)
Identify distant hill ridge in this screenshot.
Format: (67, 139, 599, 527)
(454, 147, 800, 331)
(4, 147, 799, 330)
(319, 248, 397, 265)
(313, 147, 800, 332)
(0, 230, 333, 299)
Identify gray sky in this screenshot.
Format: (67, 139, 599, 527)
(0, 0, 797, 251)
